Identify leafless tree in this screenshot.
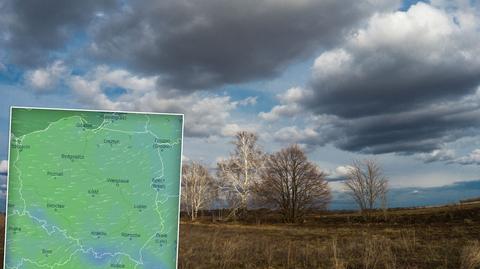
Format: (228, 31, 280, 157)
(217, 131, 264, 218)
(343, 159, 388, 213)
(181, 162, 217, 220)
(253, 145, 330, 223)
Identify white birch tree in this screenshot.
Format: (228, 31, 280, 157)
(181, 162, 217, 220)
(217, 131, 264, 218)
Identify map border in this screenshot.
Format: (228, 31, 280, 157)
(3, 106, 185, 269)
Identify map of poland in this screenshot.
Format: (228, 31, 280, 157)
(4, 107, 183, 269)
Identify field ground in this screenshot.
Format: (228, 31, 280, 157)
(179, 203, 480, 269)
(0, 203, 479, 268)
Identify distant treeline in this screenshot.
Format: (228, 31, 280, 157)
(460, 197, 480, 204)
(180, 202, 480, 225)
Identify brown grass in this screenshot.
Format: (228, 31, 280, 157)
(179, 204, 480, 269)
(0, 204, 478, 269)
(461, 241, 480, 269)
(179, 222, 480, 269)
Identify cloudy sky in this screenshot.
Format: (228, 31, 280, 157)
(0, 0, 479, 209)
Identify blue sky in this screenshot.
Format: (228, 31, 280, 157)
(0, 0, 480, 210)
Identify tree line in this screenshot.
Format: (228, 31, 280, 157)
(181, 131, 388, 223)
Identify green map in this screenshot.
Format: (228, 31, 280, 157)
(4, 107, 183, 269)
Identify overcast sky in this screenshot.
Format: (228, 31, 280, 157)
(0, 0, 479, 209)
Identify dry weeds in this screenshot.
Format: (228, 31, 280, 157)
(461, 241, 480, 269)
(179, 221, 480, 269)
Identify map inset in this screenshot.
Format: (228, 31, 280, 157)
(4, 107, 183, 269)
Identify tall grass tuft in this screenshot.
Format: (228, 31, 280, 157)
(461, 241, 480, 269)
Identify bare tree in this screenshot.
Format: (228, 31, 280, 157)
(253, 145, 330, 223)
(343, 159, 388, 213)
(217, 131, 264, 218)
(181, 162, 217, 220)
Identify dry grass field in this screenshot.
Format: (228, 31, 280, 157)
(0, 204, 479, 268)
(179, 203, 480, 269)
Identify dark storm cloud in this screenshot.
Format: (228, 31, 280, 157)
(0, 0, 118, 67)
(90, 0, 398, 89)
(333, 103, 480, 154)
(307, 59, 480, 119)
(272, 99, 480, 154)
(284, 2, 480, 155)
